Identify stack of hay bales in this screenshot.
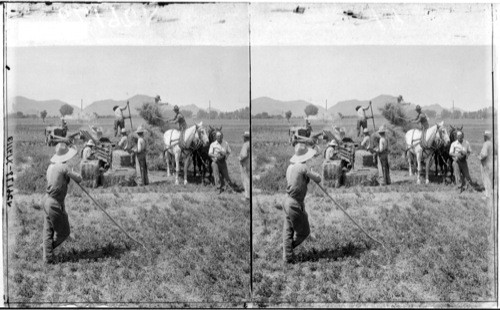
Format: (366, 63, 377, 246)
(322, 160, 343, 188)
(80, 160, 101, 188)
(354, 149, 376, 170)
(344, 168, 379, 187)
(102, 150, 136, 188)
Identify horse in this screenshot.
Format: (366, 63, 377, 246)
(192, 125, 221, 185)
(405, 121, 450, 184)
(163, 122, 209, 185)
(433, 125, 461, 183)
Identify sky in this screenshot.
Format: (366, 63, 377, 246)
(7, 46, 249, 111)
(251, 45, 492, 111)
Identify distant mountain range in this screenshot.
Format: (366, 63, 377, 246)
(251, 95, 467, 119)
(9, 95, 219, 117)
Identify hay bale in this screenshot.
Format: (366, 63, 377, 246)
(322, 160, 343, 188)
(344, 168, 378, 187)
(112, 150, 134, 170)
(354, 150, 376, 169)
(80, 160, 100, 180)
(102, 168, 137, 188)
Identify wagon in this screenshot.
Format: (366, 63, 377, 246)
(44, 126, 68, 146)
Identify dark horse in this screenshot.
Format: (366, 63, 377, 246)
(192, 125, 221, 185)
(434, 125, 461, 184)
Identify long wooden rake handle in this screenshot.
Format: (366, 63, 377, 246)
(314, 181, 386, 248)
(76, 182, 148, 251)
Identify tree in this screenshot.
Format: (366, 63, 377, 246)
(181, 109, 193, 118)
(452, 110, 462, 119)
(209, 110, 218, 119)
(40, 110, 47, 122)
(196, 109, 209, 119)
(304, 104, 319, 118)
(59, 104, 74, 117)
(285, 110, 292, 123)
(423, 109, 436, 119)
(440, 109, 451, 119)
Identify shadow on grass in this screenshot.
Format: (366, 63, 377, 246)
(58, 243, 128, 263)
(296, 242, 368, 263)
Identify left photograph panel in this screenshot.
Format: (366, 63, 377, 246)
(4, 3, 250, 307)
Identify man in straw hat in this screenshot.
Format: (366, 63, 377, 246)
(133, 126, 149, 186)
(239, 131, 251, 201)
(118, 128, 130, 151)
(355, 102, 373, 138)
(43, 143, 82, 264)
(478, 130, 494, 199)
(82, 140, 96, 162)
(113, 104, 128, 137)
(449, 130, 473, 192)
(210, 131, 236, 193)
(360, 128, 371, 150)
(374, 125, 391, 185)
(324, 139, 339, 161)
(283, 143, 322, 264)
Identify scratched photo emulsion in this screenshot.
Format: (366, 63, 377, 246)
(4, 2, 251, 307)
(250, 3, 497, 308)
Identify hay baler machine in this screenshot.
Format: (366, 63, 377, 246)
(337, 142, 358, 170)
(80, 130, 115, 169)
(45, 126, 83, 147)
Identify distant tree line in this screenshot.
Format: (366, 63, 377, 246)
(197, 106, 249, 120)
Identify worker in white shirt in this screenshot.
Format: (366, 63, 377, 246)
(449, 131, 473, 191)
(209, 131, 235, 193)
(113, 103, 128, 137)
(82, 140, 96, 162)
(118, 128, 130, 151)
(133, 126, 148, 186)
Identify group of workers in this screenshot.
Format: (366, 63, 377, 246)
(283, 104, 494, 264)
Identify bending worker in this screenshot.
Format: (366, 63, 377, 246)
(43, 143, 82, 264)
(283, 143, 321, 264)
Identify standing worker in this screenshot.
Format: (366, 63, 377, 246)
(360, 128, 371, 150)
(478, 130, 494, 199)
(375, 125, 391, 185)
(43, 143, 82, 264)
(239, 131, 251, 201)
(134, 126, 149, 186)
(355, 102, 373, 137)
(449, 131, 473, 192)
(412, 105, 429, 131)
(61, 119, 68, 137)
(283, 143, 321, 264)
(209, 131, 236, 193)
(113, 104, 128, 137)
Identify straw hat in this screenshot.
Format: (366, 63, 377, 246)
(290, 143, 316, 164)
(242, 131, 250, 138)
(51, 143, 78, 163)
(378, 125, 386, 134)
(136, 126, 145, 134)
(484, 130, 492, 138)
(363, 128, 370, 134)
(86, 140, 95, 147)
(328, 139, 338, 147)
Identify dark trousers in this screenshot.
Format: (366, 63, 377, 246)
(114, 119, 125, 137)
(357, 119, 368, 136)
(212, 160, 232, 190)
(283, 197, 310, 262)
(136, 155, 149, 185)
(453, 159, 472, 189)
(378, 153, 391, 185)
(43, 197, 70, 263)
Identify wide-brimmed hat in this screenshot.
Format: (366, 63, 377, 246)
(457, 131, 464, 137)
(86, 140, 95, 147)
(136, 126, 145, 134)
(378, 125, 386, 134)
(242, 131, 250, 138)
(363, 128, 369, 134)
(484, 130, 492, 137)
(355, 105, 362, 111)
(113, 105, 119, 111)
(328, 139, 338, 147)
(51, 143, 78, 163)
(290, 143, 316, 164)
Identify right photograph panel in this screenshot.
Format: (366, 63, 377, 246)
(251, 3, 496, 307)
